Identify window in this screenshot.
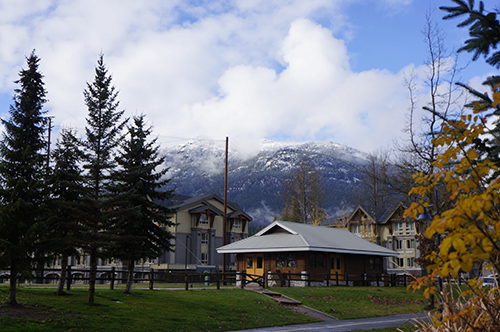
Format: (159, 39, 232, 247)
(394, 240, 403, 250)
(233, 219, 241, 229)
(365, 223, 373, 233)
(406, 239, 415, 249)
(201, 232, 209, 244)
(393, 258, 404, 268)
(395, 221, 415, 234)
(276, 254, 285, 268)
(247, 256, 253, 269)
(351, 224, 359, 233)
(276, 253, 297, 268)
(256, 256, 263, 269)
(201, 253, 208, 265)
(199, 213, 209, 225)
(407, 257, 415, 268)
(309, 253, 324, 268)
(287, 253, 297, 267)
(369, 257, 381, 270)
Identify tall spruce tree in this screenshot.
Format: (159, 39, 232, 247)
(47, 128, 86, 295)
(81, 54, 127, 304)
(107, 114, 175, 294)
(0, 51, 48, 305)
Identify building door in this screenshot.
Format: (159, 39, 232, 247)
(330, 254, 344, 276)
(246, 254, 264, 277)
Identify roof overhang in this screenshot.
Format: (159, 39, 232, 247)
(217, 246, 399, 257)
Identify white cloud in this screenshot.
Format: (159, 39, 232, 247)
(0, 0, 417, 155)
(183, 18, 409, 153)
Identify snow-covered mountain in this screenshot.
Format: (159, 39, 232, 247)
(162, 139, 368, 225)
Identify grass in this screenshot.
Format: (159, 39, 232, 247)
(276, 286, 426, 319)
(0, 285, 427, 331)
(0, 286, 316, 331)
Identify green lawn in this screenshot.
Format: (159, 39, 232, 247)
(0, 285, 427, 331)
(0, 286, 316, 331)
(276, 286, 426, 319)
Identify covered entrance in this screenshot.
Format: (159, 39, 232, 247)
(245, 254, 264, 285)
(330, 254, 344, 275)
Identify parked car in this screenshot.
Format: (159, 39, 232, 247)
(480, 274, 498, 287)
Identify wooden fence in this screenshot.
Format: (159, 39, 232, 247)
(0, 266, 237, 291)
(1, 267, 454, 290)
(240, 271, 413, 288)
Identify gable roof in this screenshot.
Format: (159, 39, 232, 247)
(348, 201, 410, 225)
(158, 194, 252, 221)
(217, 221, 398, 257)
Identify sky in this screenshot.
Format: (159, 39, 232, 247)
(0, 0, 498, 155)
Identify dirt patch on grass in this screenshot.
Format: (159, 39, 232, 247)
(0, 303, 73, 321)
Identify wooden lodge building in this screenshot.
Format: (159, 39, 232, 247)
(217, 221, 398, 286)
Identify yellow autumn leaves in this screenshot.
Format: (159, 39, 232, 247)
(406, 83, 500, 281)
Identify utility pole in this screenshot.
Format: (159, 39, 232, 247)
(222, 137, 228, 275)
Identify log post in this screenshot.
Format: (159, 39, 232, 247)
(110, 266, 115, 290)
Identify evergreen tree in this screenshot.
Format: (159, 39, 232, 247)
(0, 51, 48, 305)
(107, 114, 175, 294)
(440, 1, 500, 176)
(441, 0, 500, 70)
(47, 128, 86, 295)
(81, 54, 127, 304)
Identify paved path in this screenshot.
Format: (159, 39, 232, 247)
(229, 312, 429, 332)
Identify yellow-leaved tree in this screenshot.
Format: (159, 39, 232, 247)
(407, 82, 500, 330)
(405, 1, 500, 329)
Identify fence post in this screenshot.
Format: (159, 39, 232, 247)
(66, 265, 72, 291)
(149, 268, 154, 290)
(326, 272, 329, 287)
(376, 274, 379, 287)
(263, 271, 267, 289)
(336, 271, 339, 286)
(404, 274, 407, 287)
(216, 270, 220, 290)
(287, 271, 291, 288)
(345, 273, 348, 286)
(110, 266, 115, 290)
(241, 272, 245, 289)
(185, 270, 189, 291)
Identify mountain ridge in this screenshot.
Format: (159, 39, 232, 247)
(162, 139, 367, 225)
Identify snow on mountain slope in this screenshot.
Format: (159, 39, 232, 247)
(162, 139, 367, 224)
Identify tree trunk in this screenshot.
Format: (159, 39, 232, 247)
(8, 263, 17, 306)
(88, 250, 97, 303)
(57, 253, 68, 296)
(124, 260, 134, 294)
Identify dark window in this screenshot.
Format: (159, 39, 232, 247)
(276, 253, 296, 268)
(309, 253, 324, 268)
(287, 254, 297, 267)
(369, 257, 381, 270)
(276, 254, 285, 268)
(257, 256, 263, 269)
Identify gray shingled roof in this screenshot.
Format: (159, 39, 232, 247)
(217, 221, 398, 257)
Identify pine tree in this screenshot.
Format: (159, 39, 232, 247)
(81, 54, 127, 304)
(47, 128, 86, 295)
(441, 0, 500, 69)
(107, 115, 175, 294)
(440, 1, 500, 176)
(0, 51, 48, 305)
